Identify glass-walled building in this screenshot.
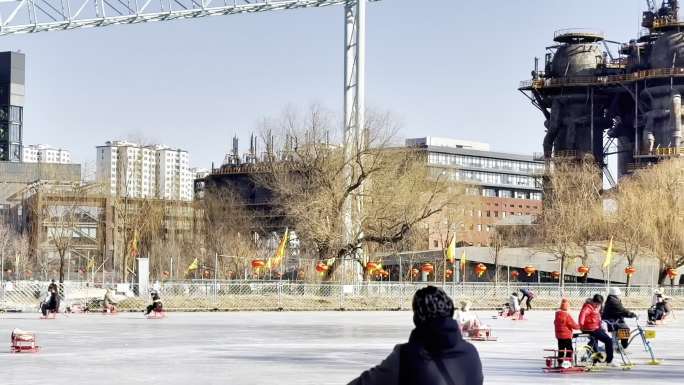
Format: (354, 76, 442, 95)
(0, 52, 24, 162)
(407, 137, 545, 247)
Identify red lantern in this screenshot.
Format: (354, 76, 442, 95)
(474, 263, 487, 278)
(511, 270, 520, 279)
(667, 268, 678, 280)
(624, 266, 636, 278)
(421, 263, 434, 273)
(577, 265, 590, 276)
(551, 271, 561, 279)
(316, 262, 329, 273)
(251, 259, 265, 269)
(366, 262, 380, 272)
(524, 266, 536, 277)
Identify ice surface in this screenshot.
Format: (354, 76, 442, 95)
(0, 310, 682, 385)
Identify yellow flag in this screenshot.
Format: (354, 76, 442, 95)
(270, 228, 289, 269)
(187, 258, 199, 272)
(445, 236, 456, 263)
(460, 250, 467, 269)
(602, 237, 613, 268)
(86, 258, 95, 270)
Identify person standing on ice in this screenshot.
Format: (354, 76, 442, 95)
(347, 286, 483, 385)
(579, 294, 617, 367)
(554, 299, 579, 361)
(519, 288, 535, 310)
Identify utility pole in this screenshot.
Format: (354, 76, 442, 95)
(342, 0, 367, 281)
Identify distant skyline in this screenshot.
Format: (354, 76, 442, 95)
(8, 0, 646, 169)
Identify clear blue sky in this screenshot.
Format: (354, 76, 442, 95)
(7, 0, 647, 168)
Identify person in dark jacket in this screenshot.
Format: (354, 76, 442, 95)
(47, 279, 58, 294)
(347, 286, 483, 385)
(602, 288, 636, 349)
(144, 291, 163, 315)
(519, 288, 535, 311)
(41, 289, 60, 316)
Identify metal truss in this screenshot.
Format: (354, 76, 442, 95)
(0, 0, 378, 36)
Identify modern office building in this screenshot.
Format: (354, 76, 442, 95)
(0, 51, 25, 162)
(407, 137, 545, 247)
(96, 141, 192, 201)
(22, 144, 72, 164)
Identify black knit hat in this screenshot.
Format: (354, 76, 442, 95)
(412, 286, 454, 326)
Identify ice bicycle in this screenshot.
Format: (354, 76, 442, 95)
(606, 316, 660, 366)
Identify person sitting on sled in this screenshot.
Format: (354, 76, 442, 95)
(41, 288, 60, 316)
(144, 290, 163, 315)
(455, 300, 481, 332)
(104, 288, 119, 313)
(648, 288, 672, 325)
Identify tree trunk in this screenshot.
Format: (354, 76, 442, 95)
(626, 273, 632, 288)
(657, 268, 668, 286)
(59, 250, 65, 283)
(559, 253, 565, 292)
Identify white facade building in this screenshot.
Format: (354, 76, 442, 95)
(156, 146, 193, 201)
(96, 141, 192, 201)
(22, 144, 72, 164)
(190, 167, 210, 180)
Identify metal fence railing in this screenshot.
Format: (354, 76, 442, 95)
(1, 281, 683, 313)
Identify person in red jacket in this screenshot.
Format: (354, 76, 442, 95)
(578, 294, 616, 366)
(554, 298, 579, 361)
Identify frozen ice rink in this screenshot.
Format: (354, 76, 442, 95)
(1, 310, 682, 385)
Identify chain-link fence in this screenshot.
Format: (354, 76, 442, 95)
(1, 281, 683, 313)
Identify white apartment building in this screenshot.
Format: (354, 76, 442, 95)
(156, 146, 193, 201)
(22, 144, 72, 164)
(96, 141, 192, 201)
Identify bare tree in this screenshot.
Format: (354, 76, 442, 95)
(539, 157, 603, 286)
(628, 159, 684, 285)
(609, 174, 655, 287)
(259, 106, 468, 281)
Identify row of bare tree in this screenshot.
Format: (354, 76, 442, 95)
(539, 157, 684, 286)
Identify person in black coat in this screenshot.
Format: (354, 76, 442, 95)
(347, 286, 483, 385)
(602, 288, 636, 349)
(144, 291, 163, 315)
(41, 289, 60, 316)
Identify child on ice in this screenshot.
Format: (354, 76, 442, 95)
(554, 298, 579, 362)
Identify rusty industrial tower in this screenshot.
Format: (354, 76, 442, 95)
(520, 0, 684, 185)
